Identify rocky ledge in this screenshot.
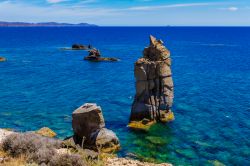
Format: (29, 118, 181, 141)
(129, 35, 174, 131)
(105, 158, 172, 166)
(0, 57, 6, 62)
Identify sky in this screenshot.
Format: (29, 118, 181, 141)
(0, 0, 250, 26)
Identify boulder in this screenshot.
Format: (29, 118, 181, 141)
(72, 103, 105, 145)
(0, 57, 6, 62)
(95, 128, 120, 153)
(129, 35, 174, 130)
(72, 103, 120, 153)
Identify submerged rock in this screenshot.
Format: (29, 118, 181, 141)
(0, 57, 6, 62)
(145, 136, 168, 145)
(208, 160, 226, 166)
(129, 35, 174, 130)
(72, 103, 120, 153)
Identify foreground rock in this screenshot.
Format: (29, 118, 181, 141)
(72, 103, 120, 153)
(105, 157, 172, 166)
(129, 35, 174, 130)
(0, 129, 14, 144)
(0, 57, 6, 62)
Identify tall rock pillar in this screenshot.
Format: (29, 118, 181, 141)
(129, 35, 174, 130)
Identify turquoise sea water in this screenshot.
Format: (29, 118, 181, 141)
(0, 27, 249, 165)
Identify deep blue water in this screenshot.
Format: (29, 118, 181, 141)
(0, 27, 249, 165)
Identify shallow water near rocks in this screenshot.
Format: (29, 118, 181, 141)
(0, 27, 250, 165)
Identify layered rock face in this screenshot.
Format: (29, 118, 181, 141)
(129, 35, 174, 127)
(72, 103, 120, 153)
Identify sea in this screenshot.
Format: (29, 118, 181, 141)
(0, 27, 249, 165)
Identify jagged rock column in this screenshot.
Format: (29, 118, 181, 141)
(129, 35, 174, 129)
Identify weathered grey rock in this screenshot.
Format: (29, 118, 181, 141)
(129, 35, 174, 127)
(72, 103, 120, 153)
(95, 128, 120, 153)
(72, 103, 105, 144)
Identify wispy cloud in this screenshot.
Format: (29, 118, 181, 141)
(0, 0, 248, 26)
(46, 0, 68, 4)
(127, 2, 221, 11)
(228, 7, 238, 11)
(219, 6, 239, 11)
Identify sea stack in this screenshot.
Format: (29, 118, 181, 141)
(128, 35, 174, 130)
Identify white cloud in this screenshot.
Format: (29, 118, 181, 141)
(228, 7, 238, 11)
(219, 6, 239, 12)
(127, 2, 221, 11)
(46, 0, 67, 4)
(0, 1, 247, 26)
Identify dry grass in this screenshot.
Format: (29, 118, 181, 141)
(0, 149, 28, 166)
(0, 132, 107, 166)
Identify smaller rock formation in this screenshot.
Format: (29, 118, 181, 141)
(84, 49, 119, 62)
(36, 127, 57, 138)
(128, 35, 174, 130)
(72, 103, 120, 153)
(0, 57, 6, 62)
(72, 44, 90, 50)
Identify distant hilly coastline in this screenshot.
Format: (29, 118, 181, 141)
(0, 21, 98, 27)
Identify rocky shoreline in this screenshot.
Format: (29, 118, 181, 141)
(0, 130, 172, 166)
(0, 102, 172, 166)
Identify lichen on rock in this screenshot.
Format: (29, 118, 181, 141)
(129, 35, 174, 130)
(36, 127, 57, 138)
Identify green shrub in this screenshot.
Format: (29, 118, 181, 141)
(2, 132, 62, 157)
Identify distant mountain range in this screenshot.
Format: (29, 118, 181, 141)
(0, 21, 98, 27)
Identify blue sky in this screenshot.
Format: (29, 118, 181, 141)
(0, 0, 249, 26)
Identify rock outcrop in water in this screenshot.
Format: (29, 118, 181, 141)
(72, 103, 120, 153)
(0, 57, 6, 62)
(128, 35, 174, 130)
(72, 44, 91, 50)
(84, 49, 119, 62)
